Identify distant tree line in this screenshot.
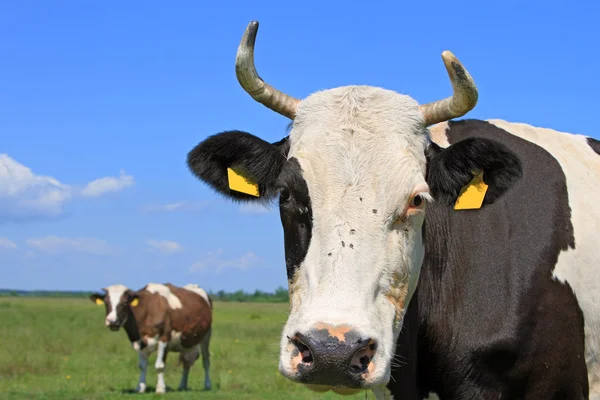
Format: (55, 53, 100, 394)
(0, 287, 290, 303)
(209, 287, 289, 302)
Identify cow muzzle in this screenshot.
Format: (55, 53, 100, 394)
(281, 323, 377, 394)
(106, 322, 121, 331)
(105, 317, 124, 331)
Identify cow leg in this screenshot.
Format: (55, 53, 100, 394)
(177, 347, 200, 391)
(155, 340, 168, 393)
(137, 351, 149, 393)
(200, 327, 212, 390)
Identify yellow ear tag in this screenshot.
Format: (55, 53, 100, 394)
(130, 298, 139, 307)
(227, 167, 260, 197)
(95, 298, 104, 305)
(454, 170, 489, 210)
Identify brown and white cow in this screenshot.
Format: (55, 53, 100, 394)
(90, 282, 212, 393)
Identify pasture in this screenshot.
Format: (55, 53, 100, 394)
(0, 297, 369, 399)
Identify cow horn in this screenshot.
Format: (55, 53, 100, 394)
(236, 21, 300, 120)
(419, 51, 478, 126)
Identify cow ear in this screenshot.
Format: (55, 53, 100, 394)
(187, 130, 290, 202)
(90, 293, 104, 305)
(426, 138, 523, 208)
(127, 292, 140, 307)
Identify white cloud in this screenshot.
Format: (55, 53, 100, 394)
(0, 237, 17, 250)
(239, 202, 273, 215)
(0, 154, 72, 222)
(147, 239, 184, 254)
(80, 169, 134, 197)
(0, 154, 134, 223)
(141, 201, 209, 213)
(27, 235, 112, 255)
(190, 249, 260, 273)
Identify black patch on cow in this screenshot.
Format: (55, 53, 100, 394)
(426, 134, 523, 207)
(186, 131, 290, 202)
(397, 119, 586, 399)
(587, 137, 600, 155)
(123, 310, 142, 346)
(277, 158, 313, 281)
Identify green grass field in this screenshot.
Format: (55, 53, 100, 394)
(0, 297, 372, 399)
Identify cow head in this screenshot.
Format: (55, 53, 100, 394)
(90, 284, 139, 331)
(186, 21, 522, 395)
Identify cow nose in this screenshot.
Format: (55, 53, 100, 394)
(105, 319, 120, 330)
(289, 325, 377, 387)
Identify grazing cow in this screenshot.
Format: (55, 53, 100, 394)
(90, 283, 213, 394)
(185, 21, 599, 399)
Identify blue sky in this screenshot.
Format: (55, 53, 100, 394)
(1, 1, 598, 292)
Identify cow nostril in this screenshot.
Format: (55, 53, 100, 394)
(350, 339, 377, 374)
(290, 336, 313, 364)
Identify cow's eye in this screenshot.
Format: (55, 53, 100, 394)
(280, 188, 292, 203)
(410, 194, 425, 208)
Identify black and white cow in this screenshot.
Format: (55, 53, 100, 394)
(186, 21, 600, 399)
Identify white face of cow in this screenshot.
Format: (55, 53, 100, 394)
(276, 86, 431, 391)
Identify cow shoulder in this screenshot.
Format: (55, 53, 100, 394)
(134, 287, 170, 326)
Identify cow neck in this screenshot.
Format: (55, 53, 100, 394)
(123, 307, 141, 343)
